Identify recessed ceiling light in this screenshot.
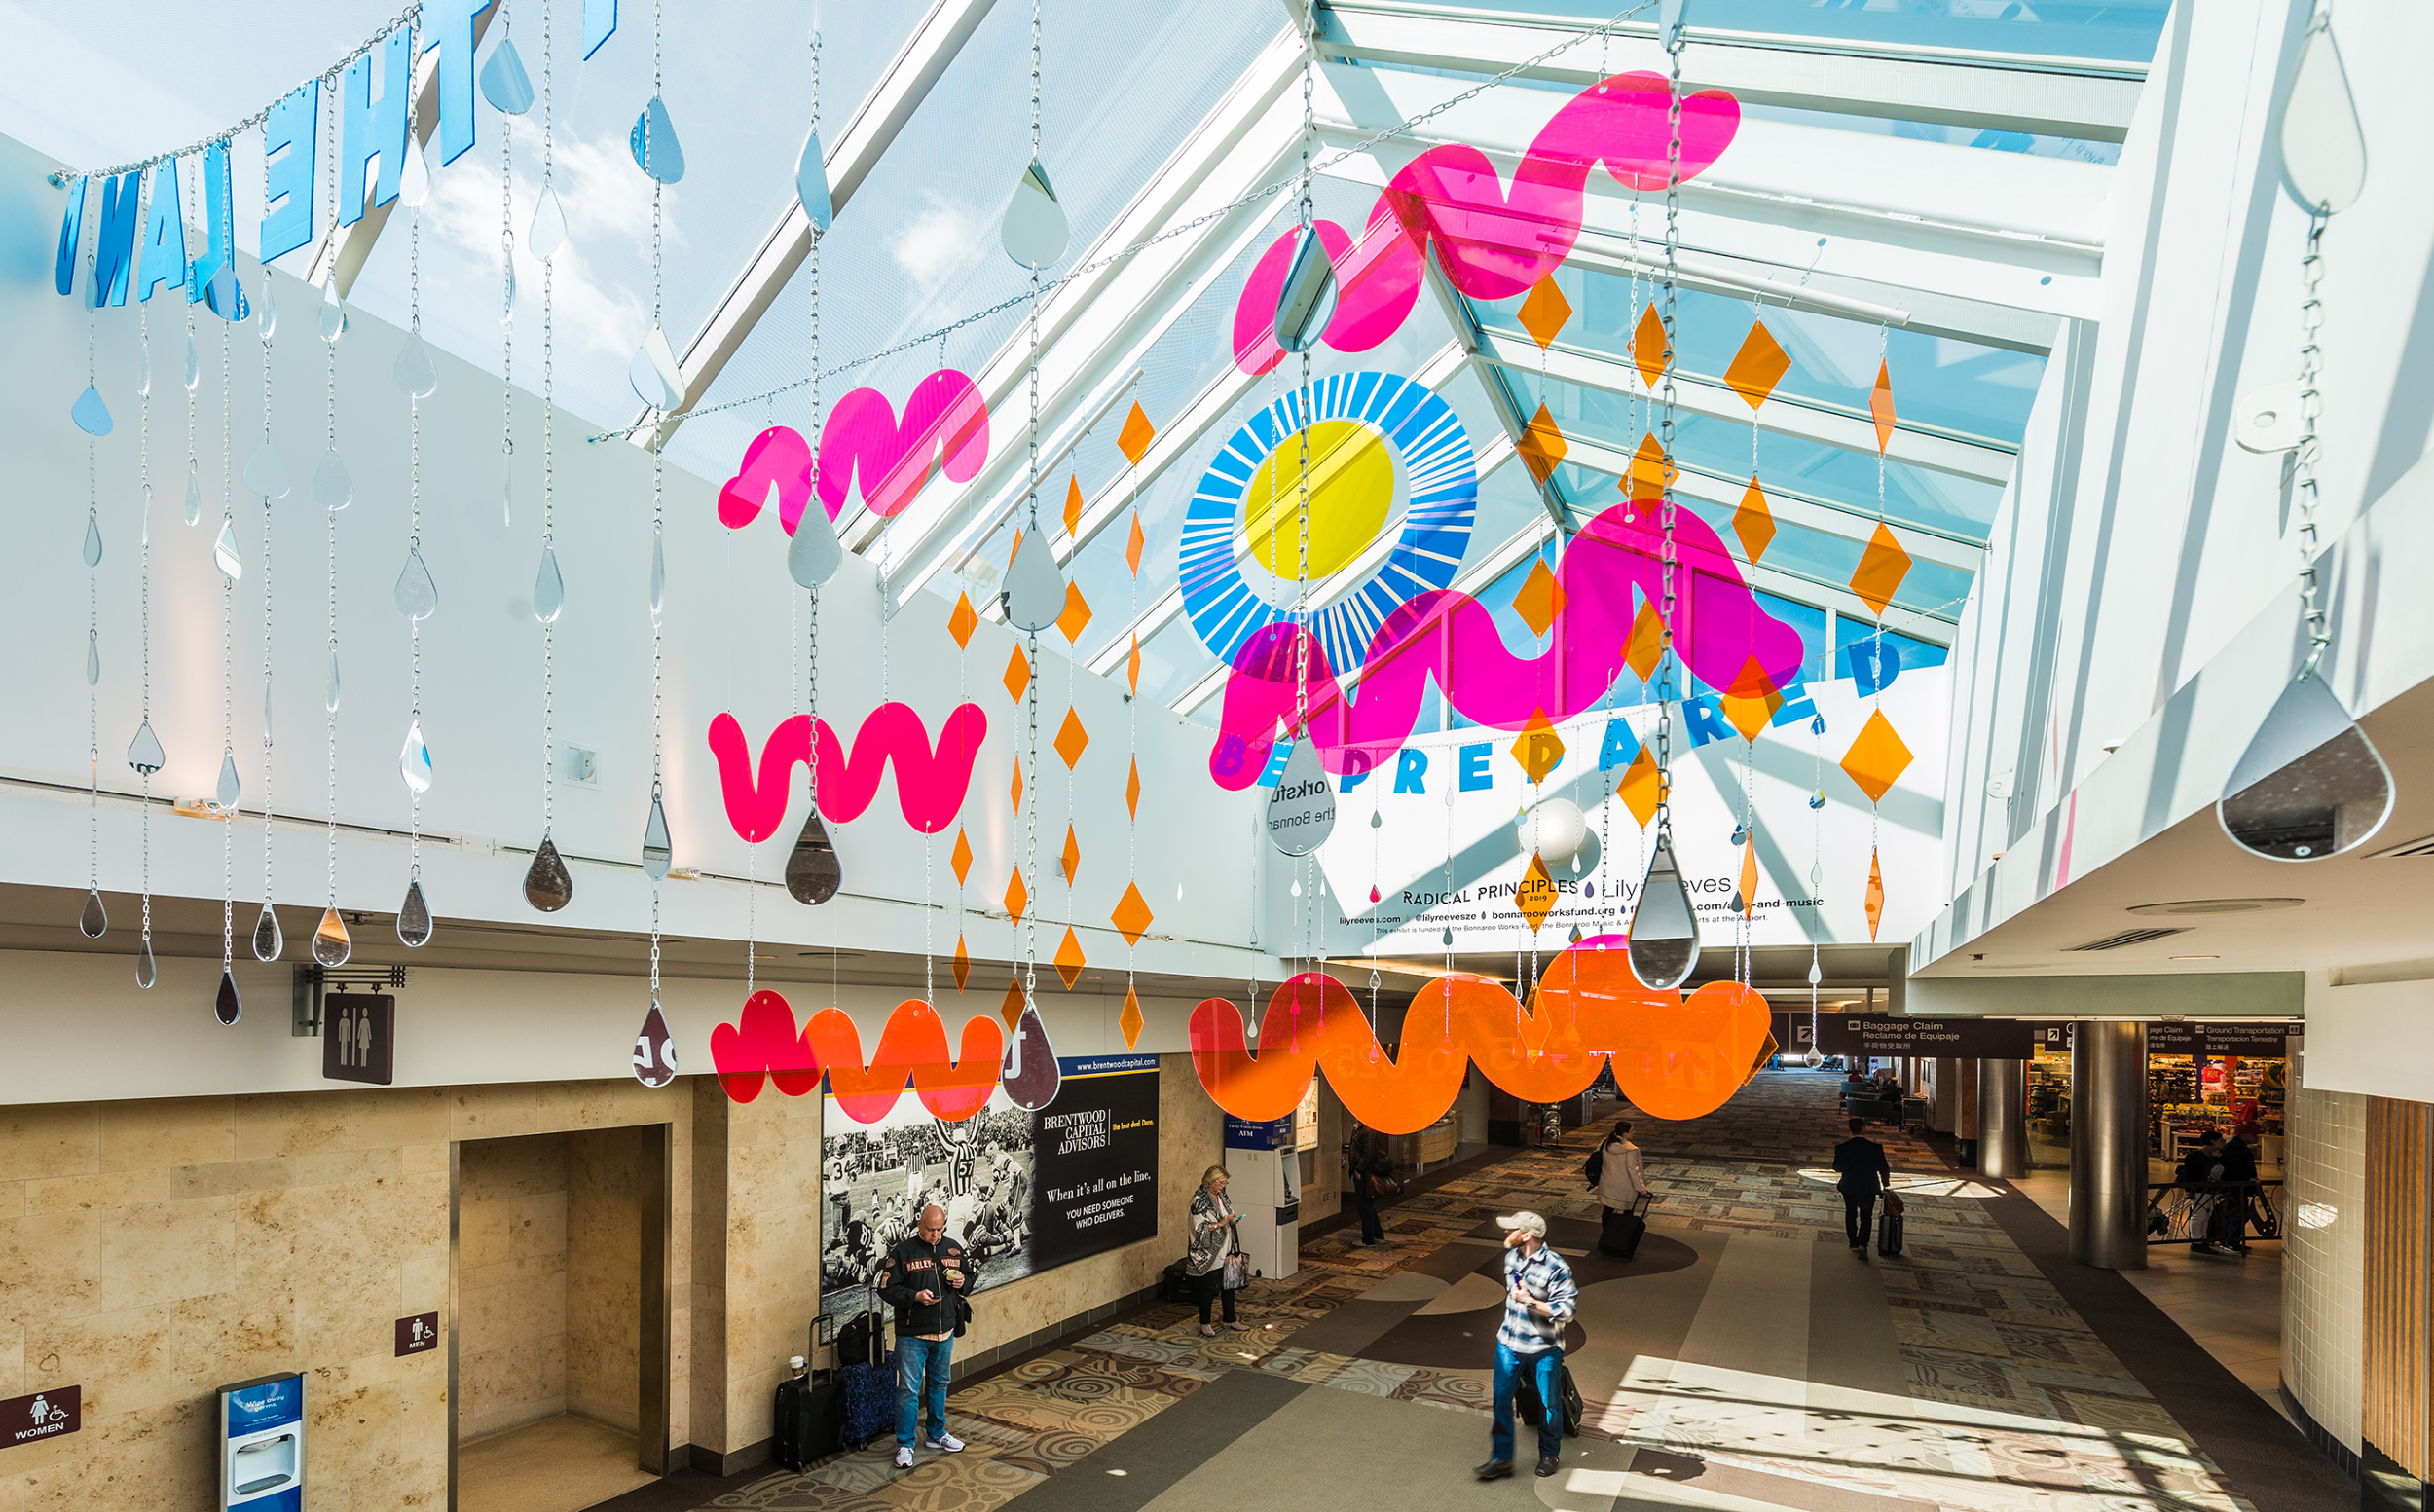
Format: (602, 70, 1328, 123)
(2126, 898, 2304, 916)
(2169, 954, 2219, 961)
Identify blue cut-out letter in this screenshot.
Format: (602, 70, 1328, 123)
(261, 80, 319, 265)
(342, 28, 412, 224)
(136, 161, 185, 303)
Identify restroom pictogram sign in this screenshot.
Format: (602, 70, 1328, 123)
(3, 1385, 80, 1445)
(396, 1312, 439, 1357)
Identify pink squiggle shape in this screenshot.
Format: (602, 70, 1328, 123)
(1205, 500, 1799, 789)
(1235, 72, 1740, 375)
(717, 370, 990, 535)
(707, 702, 988, 839)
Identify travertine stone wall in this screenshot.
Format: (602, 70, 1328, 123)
(566, 1130, 644, 1434)
(456, 1131, 573, 1440)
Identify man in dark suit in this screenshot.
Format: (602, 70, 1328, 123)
(1832, 1118, 1893, 1256)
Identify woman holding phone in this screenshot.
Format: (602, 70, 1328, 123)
(1185, 1164, 1244, 1336)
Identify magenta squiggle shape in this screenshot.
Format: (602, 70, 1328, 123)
(717, 369, 989, 535)
(708, 702, 988, 840)
(1234, 72, 1740, 375)
(1205, 500, 1800, 789)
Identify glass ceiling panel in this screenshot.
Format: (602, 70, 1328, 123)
(1351, 0, 2170, 66)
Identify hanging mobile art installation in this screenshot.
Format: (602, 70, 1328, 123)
(77, 229, 109, 944)
(130, 212, 163, 991)
(313, 90, 353, 972)
(634, 0, 679, 1088)
(397, 15, 439, 947)
(526, 0, 573, 914)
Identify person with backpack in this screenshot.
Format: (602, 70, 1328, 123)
(876, 1204, 973, 1469)
(1586, 1124, 1650, 1259)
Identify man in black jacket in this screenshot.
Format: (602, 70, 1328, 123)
(1832, 1119, 1893, 1257)
(878, 1205, 974, 1469)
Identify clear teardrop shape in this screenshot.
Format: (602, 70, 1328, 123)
(529, 187, 568, 261)
(628, 325, 684, 411)
(2217, 672, 2394, 861)
(785, 807, 841, 904)
(1809, 859, 1824, 890)
(533, 547, 565, 622)
(317, 279, 347, 342)
(648, 534, 665, 614)
(137, 345, 152, 397)
(1000, 156, 1069, 269)
(1000, 529, 1067, 632)
(1265, 739, 1338, 857)
(642, 794, 672, 880)
(479, 34, 536, 114)
(397, 878, 433, 946)
(127, 719, 166, 775)
(633, 1000, 678, 1087)
(1369, 810, 1383, 829)
(1272, 224, 1342, 355)
(1810, 714, 1826, 737)
(204, 264, 241, 323)
(502, 467, 513, 528)
(213, 519, 242, 580)
(1729, 825, 1746, 847)
(787, 498, 842, 588)
(399, 136, 430, 207)
(243, 439, 289, 499)
(135, 938, 157, 989)
(1808, 956, 1823, 986)
(313, 447, 351, 510)
(256, 280, 277, 339)
(324, 648, 341, 713)
(1442, 928, 1455, 947)
(183, 332, 200, 391)
(252, 903, 283, 961)
(82, 514, 102, 567)
(2279, 16, 2367, 214)
(393, 546, 439, 620)
(84, 630, 99, 685)
(1624, 837, 1700, 990)
(1290, 879, 1302, 898)
(1001, 1001, 1062, 1111)
(1808, 789, 1826, 811)
(185, 461, 203, 526)
(217, 751, 240, 808)
(629, 95, 685, 183)
(312, 905, 351, 967)
(70, 384, 112, 435)
(393, 333, 438, 397)
(796, 126, 832, 232)
(215, 967, 243, 1024)
(398, 718, 432, 793)
(79, 888, 107, 938)
(524, 835, 574, 911)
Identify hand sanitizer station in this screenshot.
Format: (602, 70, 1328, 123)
(218, 1372, 305, 1510)
(1223, 1115, 1300, 1282)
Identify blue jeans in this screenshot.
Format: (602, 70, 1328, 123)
(1491, 1342, 1563, 1464)
(895, 1334, 954, 1447)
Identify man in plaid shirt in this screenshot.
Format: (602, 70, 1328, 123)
(1477, 1210, 1576, 1481)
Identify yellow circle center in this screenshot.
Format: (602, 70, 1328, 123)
(1242, 419, 1393, 580)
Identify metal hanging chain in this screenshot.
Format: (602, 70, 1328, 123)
(1020, 0, 1044, 1021)
(139, 269, 154, 970)
(1653, 15, 1681, 848)
(1869, 321, 1888, 870)
(540, 0, 557, 849)
(2295, 208, 2333, 678)
(501, 0, 516, 527)
(410, 198, 425, 890)
(222, 300, 236, 973)
(260, 195, 277, 925)
(86, 270, 99, 905)
(648, 0, 670, 1010)
(324, 83, 342, 921)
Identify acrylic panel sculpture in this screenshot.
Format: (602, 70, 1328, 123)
(717, 369, 990, 535)
(712, 991, 1004, 1120)
(707, 703, 987, 838)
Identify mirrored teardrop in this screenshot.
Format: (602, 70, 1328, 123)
(524, 835, 573, 911)
(252, 903, 283, 961)
(2217, 672, 2394, 861)
(1809, 859, 1824, 889)
(393, 333, 438, 398)
(1809, 714, 1826, 737)
(82, 515, 102, 567)
(1000, 529, 1066, 632)
(312, 905, 351, 967)
(784, 808, 841, 904)
(313, 447, 351, 510)
(324, 648, 341, 713)
(185, 461, 203, 525)
(183, 333, 200, 390)
(501, 248, 516, 319)
(1265, 739, 1338, 856)
(648, 535, 665, 614)
(213, 519, 242, 580)
(629, 95, 684, 182)
(479, 35, 535, 113)
(393, 546, 438, 619)
(399, 136, 430, 207)
(628, 325, 684, 411)
(135, 938, 157, 989)
(70, 384, 112, 435)
(256, 280, 277, 339)
(263, 680, 274, 744)
(204, 264, 241, 322)
(501, 468, 513, 528)
(137, 345, 152, 397)
(397, 878, 433, 946)
(127, 719, 166, 775)
(214, 967, 242, 1024)
(398, 718, 432, 793)
(243, 439, 289, 499)
(1272, 224, 1341, 355)
(1624, 837, 1700, 990)
(1001, 1001, 1062, 1111)
(1727, 890, 1744, 914)
(533, 547, 565, 622)
(642, 794, 672, 880)
(795, 126, 832, 232)
(84, 630, 99, 685)
(1000, 157, 1068, 269)
(530, 188, 568, 261)
(217, 751, 240, 808)
(1808, 789, 1826, 810)
(1442, 928, 1455, 947)
(1808, 956, 1823, 986)
(1729, 825, 1746, 847)
(317, 279, 347, 342)
(2279, 17, 2367, 214)
(79, 888, 107, 938)
(633, 1000, 679, 1087)
(787, 498, 842, 588)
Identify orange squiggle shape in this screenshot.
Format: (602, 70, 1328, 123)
(1188, 939, 1770, 1132)
(710, 989, 1005, 1122)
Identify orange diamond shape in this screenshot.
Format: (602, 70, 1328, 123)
(1518, 273, 1573, 350)
(1056, 580, 1092, 643)
(1733, 476, 1775, 562)
(1125, 512, 1146, 576)
(1870, 358, 1897, 454)
(1632, 304, 1671, 389)
(1119, 984, 1145, 1048)
(1054, 927, 1087, 990)
(1112, 880, 1154, 946)
(1003, 645, 1031, 704)
(951, 827, 974, 886)
(1010, 758, 1024, 814)
(1849, 522, 1912, 618)
(1864, 846, 1886, 941)
(1118, 400, 1157, 466)
(1060, 824, 1082, 886)
(1062, 475, 1084, 538)
(1738, 833, 1759, 918)
(1125, 756, 1141, 819)
(1510, 709, 1566, 784)
(1055, 708, 1088, 768)
(1000, 978, 1025, 1030)
(1718, 654, 1781, 743)
(952, 933, 971, 991)
(948, 592, 978, 649)
(1514, 852, 1559, 933)
(1617, 740, 1660, 828)
(1725, 320, 1791, 410)
(1510, 558, 1566, 638)
(1126, 633, 1141, 695)
(1840, 710, 1913, 804)
(1517, 401, 1567, 485)
(1623, 432, 1674, 503)
(1003, 867, 1029, 921)
(1624, 600, 1666, 682)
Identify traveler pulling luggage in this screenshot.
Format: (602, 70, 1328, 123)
(1877, 1190, 1905, 1258)
(1515, 1362, 1586, 1437)
(1600, 1193, 1652, 1261)
(773, 1355, 841, 1471)
(837, 1282, 897, 1449)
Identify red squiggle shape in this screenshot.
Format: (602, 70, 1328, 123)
(1207, 500, 1798, 787)
(710, 989, 1004, 1119)
(707, 702, 987, 840)
(717, 370, 990, 535)
(1235, 73, 1740, 374)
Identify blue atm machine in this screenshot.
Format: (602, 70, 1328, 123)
(218, 1372, 305, 1509)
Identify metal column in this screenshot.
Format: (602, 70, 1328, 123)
(2069, 1022, 2149, 1270)
(1978, 1059, 2029, 1178)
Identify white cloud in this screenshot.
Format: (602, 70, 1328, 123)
(891, 190, 984, 297)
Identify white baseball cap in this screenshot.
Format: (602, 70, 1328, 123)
(1496, 1210, 1547, 1238)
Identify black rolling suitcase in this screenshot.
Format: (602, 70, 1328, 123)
(1877, 1210, 1904, 1258)
(837, 1282, 897, 1449)
(1516, 1363, 1585, 1437)
(773, 1363, 841, 1471)
(1599, 1194, 1651, 1260)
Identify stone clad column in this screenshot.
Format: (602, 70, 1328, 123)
(1978, 1059, 2028, 1178)
(2069, 1022, 2150, 1270)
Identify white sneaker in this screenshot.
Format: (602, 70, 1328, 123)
(894, 1446, 915, 1469)
(925, 1432, 965, 1453)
